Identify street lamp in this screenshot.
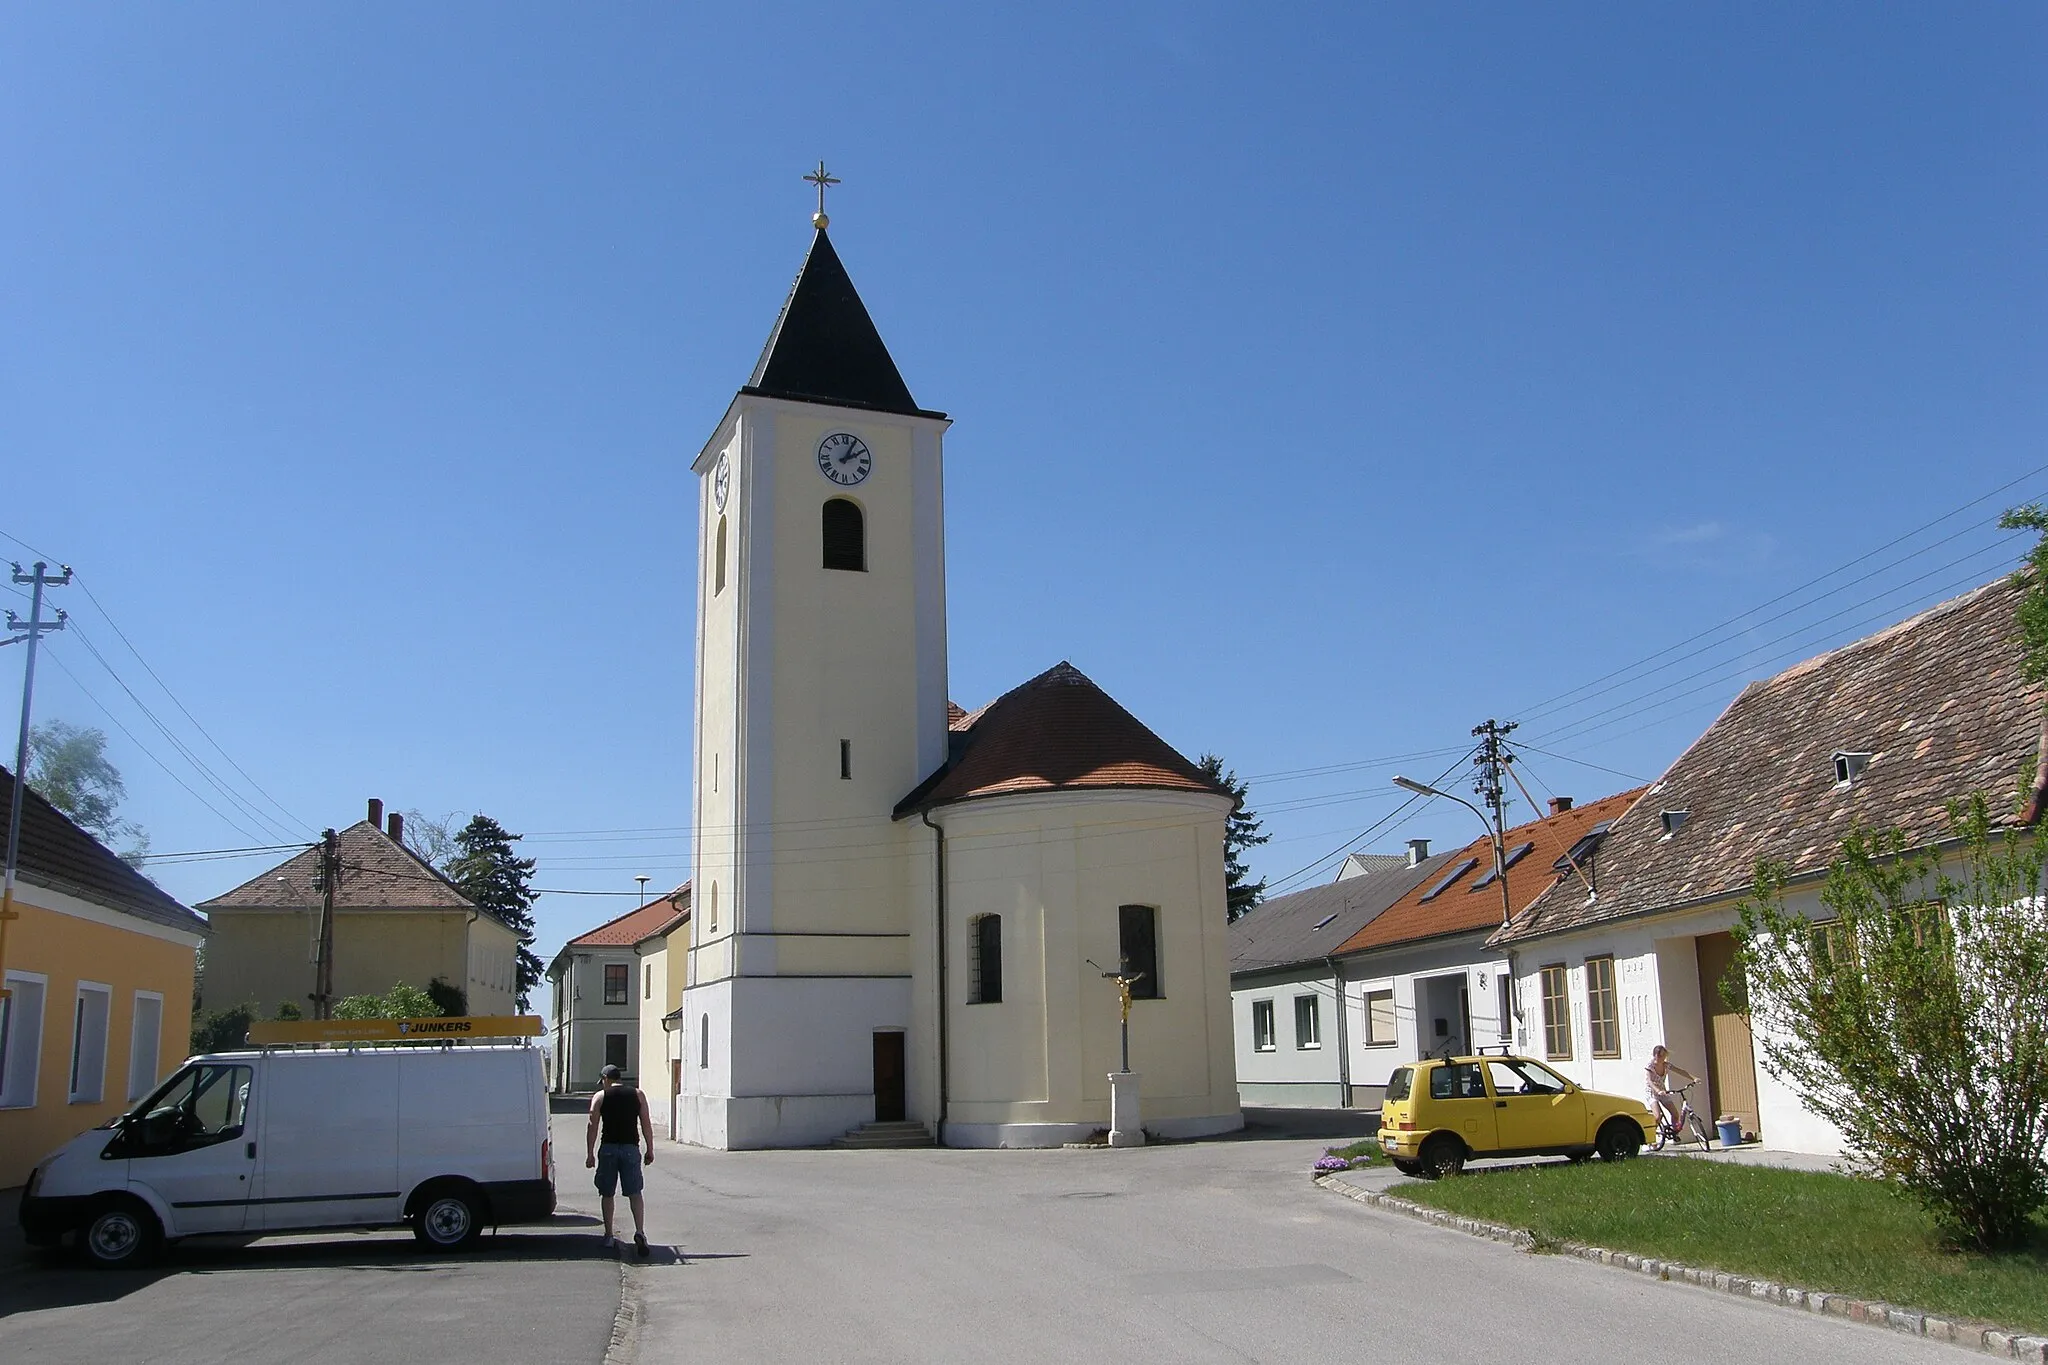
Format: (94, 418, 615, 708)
(634, 875, 650, 907)
(1391, 775, 1513, 932)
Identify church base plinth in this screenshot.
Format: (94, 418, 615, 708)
(1108, 1071, 1145, 1147)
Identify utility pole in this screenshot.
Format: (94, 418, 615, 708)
(1, 562, 71, 1000)
(309, 829, 340, 1018)
(1471, 719, 1519, 933)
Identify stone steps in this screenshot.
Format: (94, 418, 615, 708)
(831, 1120, 935, 1149)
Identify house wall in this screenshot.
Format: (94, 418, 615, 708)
(463, 915, 521, 1017)
(204, 906, 480, 1019)
(549, 947, 640, 1092)
(636, 934, 681, 1140)
(1231, 966, 1346, 1106)
(933, 789, 1242, 1147)
(1504, 897, 1844, 1155)
(1339, 933, 1509, 1109)
(0, 883, 201, 1187)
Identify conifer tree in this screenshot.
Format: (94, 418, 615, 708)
(445, 815, 544, 1009)
(1199, 753, 1269, 922)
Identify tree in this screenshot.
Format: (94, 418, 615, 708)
(334, 981, 441, 1020)
(191, 1001, 256, 1052)
(1199, 754, 1270, 922)
(1734, 796, 2048, 1252)
(399, 809, 465, 870)
(425, 975, 467, 1018)
(25, 720, 149, 866)
(445, 815, 544, 1009)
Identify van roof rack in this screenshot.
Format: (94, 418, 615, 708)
(244, 1015, 545, 1049)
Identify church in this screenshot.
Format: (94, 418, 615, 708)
(672, 191, 1243, 1149)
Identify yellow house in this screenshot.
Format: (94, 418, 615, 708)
(629, 885, 690, 1137)
(198, 799, 520, 1021)
(1, 767, 205, 1188)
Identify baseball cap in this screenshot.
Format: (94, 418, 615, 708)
(601, 1064, 622, 1080)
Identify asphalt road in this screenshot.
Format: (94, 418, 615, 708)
(0, 1109, 1983, 1363)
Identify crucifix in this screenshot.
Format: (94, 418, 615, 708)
(1087, 960, 1146, 1073)
(804, 160, 841, 229)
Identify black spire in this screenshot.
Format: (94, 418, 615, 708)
(742, 229, 941, 419)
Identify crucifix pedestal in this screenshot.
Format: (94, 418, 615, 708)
(1108, 1070, 1145, 1148)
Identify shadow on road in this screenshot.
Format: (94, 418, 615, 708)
(0, 1221, 647, 1319)
(1233, 1106, 1381, 1142)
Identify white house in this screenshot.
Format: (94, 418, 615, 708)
(1492, 579, 2043, 1155)
(1331, 790, 1643, 1110)
(1228, 845, 1448, 1107)
(547, 900, 681, 1092)
(672, 212, 1242, 1149)
(632, 886, 690, 1139)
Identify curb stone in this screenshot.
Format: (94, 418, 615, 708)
(1313, 1173, 2046, 1361)
(604, 1259, 643, 1365)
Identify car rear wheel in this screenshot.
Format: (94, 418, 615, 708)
(1392, 1159, 1422, 1177)
(412, 1183, 485, 1253)
(1418, 1134, 1466, 1180)
(1596, 1118, 1641, 1163)
(81, 1197, 161, 1270)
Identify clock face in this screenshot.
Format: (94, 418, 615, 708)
(713, 453, 731, 511)
(817, 432, 872, 486)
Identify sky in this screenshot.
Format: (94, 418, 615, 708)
(3, 4, 2044, 975)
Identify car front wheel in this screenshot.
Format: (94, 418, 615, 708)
(1596, 1119, 1642, 1163)
(412, 1183, 485, 1253)
(81, 1198, 161, 1270)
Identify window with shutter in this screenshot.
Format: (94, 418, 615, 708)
(822, 498, 865, 571)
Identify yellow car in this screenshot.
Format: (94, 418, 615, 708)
(1379, 1053, 1657, 1178)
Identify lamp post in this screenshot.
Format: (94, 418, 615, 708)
(1393, 775, 1513, 934)
(634, 875, 650, 907)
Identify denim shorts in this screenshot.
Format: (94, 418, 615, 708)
(594, 1142, 644, 1197)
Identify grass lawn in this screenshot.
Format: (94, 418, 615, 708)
(1392, 1158, 2048, 1335)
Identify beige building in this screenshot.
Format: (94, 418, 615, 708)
(630, 887, 690, 1133)
(199, 799, 520, 1020)
(545, 893, 685, 1093)
(675, 218, 1242, 1148)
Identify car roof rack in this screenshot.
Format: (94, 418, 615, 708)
(1475, 1043, 1515, 1056)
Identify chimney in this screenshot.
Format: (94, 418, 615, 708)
(1549, 796, 1574, 815)
(367, 797, 383, 829)
(388, 811, 405, 846)
(1406, 837, 1430, 868)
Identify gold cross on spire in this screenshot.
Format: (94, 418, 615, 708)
(804, 160, 841, 229)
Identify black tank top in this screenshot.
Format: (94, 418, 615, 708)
(599, 1085, 641, 1146)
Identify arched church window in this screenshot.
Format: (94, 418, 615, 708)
(1118, 905, 1161, 999)
(699, 1014, 710, 1069)
(969, 914, 1002, 1005)
(822, 498, 865, 572)
(714, 516, 728, 595)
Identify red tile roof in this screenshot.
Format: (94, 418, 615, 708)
(568, 896, 688, 948)
(897, 662, 1224, 814)
(200, 820, 474, 911)
(1334, 788, 1645, 955)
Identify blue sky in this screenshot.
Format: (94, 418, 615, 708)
(3, 4, 2043, 965)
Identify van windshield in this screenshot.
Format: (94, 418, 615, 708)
(1385, 1067, 1412, 1103)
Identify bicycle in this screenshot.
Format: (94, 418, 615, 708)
(1650, 1080, 1714, 1151)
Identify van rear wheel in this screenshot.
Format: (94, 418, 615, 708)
(413, 1184, 484, 1253)
(82, 1197, 161, 1270)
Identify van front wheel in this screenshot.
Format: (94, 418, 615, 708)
(413, 1184, 484, 1253)
(82, 1197, 161, 1270)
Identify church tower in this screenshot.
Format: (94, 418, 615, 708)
(678, 207, 951, 1148)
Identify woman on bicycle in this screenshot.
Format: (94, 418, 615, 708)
(1644, 1044, 1697, 1131)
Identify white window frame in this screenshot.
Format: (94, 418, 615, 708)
(1293, 994, 1321, 1049)
(1251, 999, 1275, 1052)
(70, 980, 113, 1104)
(1363, 989, 1397, 1048)
(0, 970, 49, 1109)
(128, 989, 165, 1101)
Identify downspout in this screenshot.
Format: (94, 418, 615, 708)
(1325, 956, 1352, 1107)
(920, 810, 949, 1145)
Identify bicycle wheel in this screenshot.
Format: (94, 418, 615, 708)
(1686, 1111, 1713, 1149)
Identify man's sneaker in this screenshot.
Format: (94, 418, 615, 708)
(634, 1232, 649, 1258)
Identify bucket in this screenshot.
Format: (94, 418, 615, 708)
(1717, 1117, 1743, 1147)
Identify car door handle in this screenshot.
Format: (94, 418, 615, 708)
(1495, 1100, 1507, 1108)
(246, 1141, 256, 1159)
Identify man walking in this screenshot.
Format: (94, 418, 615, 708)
(585, 1062, 654, 1256)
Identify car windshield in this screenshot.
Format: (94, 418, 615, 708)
(1385, 1067, 1412, 1103)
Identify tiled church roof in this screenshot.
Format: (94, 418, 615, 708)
(897, 662, 1225, 815)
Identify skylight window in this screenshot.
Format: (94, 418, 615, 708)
(1419, 857, 1481, 902)
(1311, 912, 1341, 931)
(1833, 751, 1872, 787)
(1469, 842, 1536, 891)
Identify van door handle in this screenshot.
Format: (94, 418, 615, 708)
(246, 1141, 256, 1159)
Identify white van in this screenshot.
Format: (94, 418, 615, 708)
(18, 1043, 555, 1267)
